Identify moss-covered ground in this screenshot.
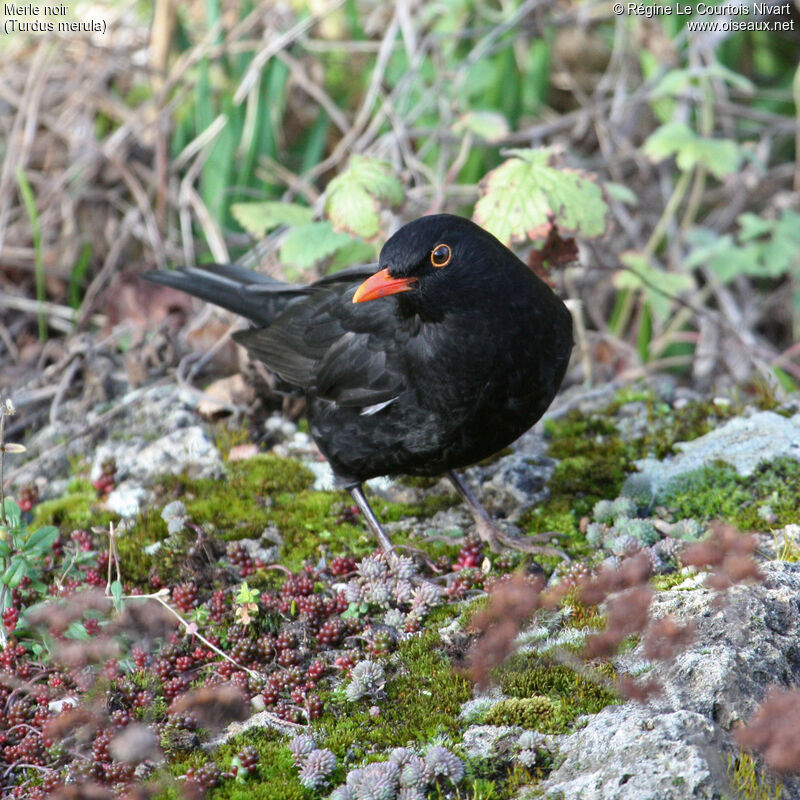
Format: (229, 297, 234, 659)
(21, 386, 800, 799)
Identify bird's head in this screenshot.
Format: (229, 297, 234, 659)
(352, 214, 519, 316)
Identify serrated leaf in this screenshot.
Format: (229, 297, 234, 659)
(683, 228, 735, 271)
(643, 122, 741, 179)
(279, 221, 354, 269)
(453, 110, 510, 143)
(231, 201, 313, 237)
(325, 156, 404, 240)
(684, 210, 800, 284)
(736, 212, 773, 242)
(614, 251, 694, 321)
(473, 147, 607, 246)
(651, 64, 754, 98)
(762, 212, 800, 278)
(604, 182, 637, 205)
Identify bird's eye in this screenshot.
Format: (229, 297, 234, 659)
(430, 244, 452, 268)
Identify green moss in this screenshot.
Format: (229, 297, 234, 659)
(652, 572, 694, 591)
(493, 653, 618, 730)
(628, 398, 741, 461)
(157, 728, 314, 800)
(32, 479, 115, 530)
(540, 411, 634, 523)
(661, 457, 800, 529)
(115, 508, 169, 585)
(212, 421, 253, 459)
(154, 455, 456, 570)
(315, 629, 471, 757)
(397, 475, 442, 489)
(484, 695, 572, 733)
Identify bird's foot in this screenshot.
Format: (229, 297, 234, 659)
(447, 470, 570, 560)
(473, 515, 570, 560)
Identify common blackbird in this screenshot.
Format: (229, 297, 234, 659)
(145, 214, 573, 553)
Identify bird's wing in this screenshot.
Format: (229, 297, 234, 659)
(233, 277, 406, 408)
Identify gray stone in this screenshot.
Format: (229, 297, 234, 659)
(461, 725, 525, 762)
(513, 562, 800, 799)
(634, 411, 800, 499)
(105, 483, 148, 518)
(625, 562, 800, 729)
(537, 707, 731, 800)
(14, 383, 221, 495)
(91, 424, 222, 486)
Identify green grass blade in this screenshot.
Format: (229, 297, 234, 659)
(15, 167, 46, 341)
(69, 242, 92, 311)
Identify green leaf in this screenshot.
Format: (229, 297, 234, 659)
(64, 620, 91, 640)
(1, 556, 29, 588)
(683, 228, 735, 271)
(614, 251, 695, 321)
(2, 499, 21, 529)
(111, 580, 123, 608)
(736, 212, 773, 242)
(473, 147, 607, 246)
(452, 110, 510, 143)
(23, 525, 58, 556)
(231, 201, 313, 237)
(236, 581, 259, 604)
(684, 211, 800, 284)
(0, 539, 10, 558)
(651, 64, 754, 99)
(643, 122, 742, 180)
(327, 238, 377, 272)
(604, 182, 638, 205)
(325, 156, 404, 240)
(279, 222, 354, 270)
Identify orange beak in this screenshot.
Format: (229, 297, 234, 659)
(352, 268, 417, 303)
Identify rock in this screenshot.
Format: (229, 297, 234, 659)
(628, 562, 800, 730)
(471, 453, 555, 519)
(106, 483, 148, 518)
(634, 411, 800, 499)
(461, 724, 525, 762)
(91, 425, 222, 486)
(536, 707, 731, 800)
(512, 562, 800, 798)
(15, 384, 221, 496)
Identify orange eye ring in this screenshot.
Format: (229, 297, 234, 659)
(430, 243, 452, 268)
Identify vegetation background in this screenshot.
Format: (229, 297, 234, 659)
(0, 0, 798, 403)
(0, 2, 799, 799)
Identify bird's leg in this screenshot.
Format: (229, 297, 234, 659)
(447, 470, 504, 552)
(349, 484, 395, 555)
(447, 470, 571, 560)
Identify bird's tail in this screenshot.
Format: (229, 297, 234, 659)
(142, 263, 310, 326)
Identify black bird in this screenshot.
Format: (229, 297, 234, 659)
(144, 214, 573, 553)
